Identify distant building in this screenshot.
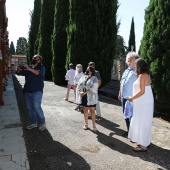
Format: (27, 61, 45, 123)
(9, 55, 27, 73)
(111, 56, 126, 81)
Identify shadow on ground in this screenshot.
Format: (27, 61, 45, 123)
(13, 75, 170, 170)
(13, 75, 90, 170)
(95, 118, 170, 169)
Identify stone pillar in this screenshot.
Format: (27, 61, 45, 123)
(0, 0, 8, 105)
(0, 51, 4, 105)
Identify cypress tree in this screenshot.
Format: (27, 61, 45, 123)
(28, 0, 41, 64)
(140, 0, 170, 113)
(115, 35, 126, 58)
(51, 0, 69, 85)
(16, 37, 27, 55)
(128, 17, 136, 52)
(66, 0, 118, 86)
(38, 0, 56, 80)
(10, 41, 15, 55)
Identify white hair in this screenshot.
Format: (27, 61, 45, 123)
(126, 52, 139, 65)
(76, 64, 83, 72)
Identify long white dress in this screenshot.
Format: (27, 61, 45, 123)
(128, 79, 154, 147)
(74, 72, 84, 104)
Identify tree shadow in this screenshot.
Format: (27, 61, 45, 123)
(24, 129, 91, 170)
(13, 75, 90, 170)
(99, 95, 121, 106)
(94, 130, 170, 170)
(96, 117, 127, 137)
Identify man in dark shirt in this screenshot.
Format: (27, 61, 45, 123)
(16, 55, 46, 131)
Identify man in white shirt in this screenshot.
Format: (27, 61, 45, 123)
(65, 63, 76, 101)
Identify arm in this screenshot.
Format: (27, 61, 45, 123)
(84, 82, 98, 95)
(80, 77, 98, 96)
(118, 85, 122, 101)
(16, 66, 26, 76)
(98, 80, 101, 88)
(128, 75, 145, 102)
(81, 84, 97, 96)
(65, 71, 70, 80)
(24, 64, 40, 75)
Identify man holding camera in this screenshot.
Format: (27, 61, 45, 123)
(16, 54, 46, 131)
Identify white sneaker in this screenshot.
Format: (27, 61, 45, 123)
(93, 127, 97, 132)
(39, 123, 46, 131)
(83, 124, 88, 130)
(26, 123, 37, 130)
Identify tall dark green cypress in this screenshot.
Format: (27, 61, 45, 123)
(115, 35, 126, 58)
(38, 0, 55, 80)
(16, 37, 27, 55)
(10, 41, 15, 55)
(128, 17, 136, 52)
(140, 0, 170, 113)
(66, 0, 118, 86)
(28, 0, 41, 64)
(51, 0, 69, 85)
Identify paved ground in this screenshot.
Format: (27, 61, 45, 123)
(0, 74, 29, 170)
(1, 74, 170, 170)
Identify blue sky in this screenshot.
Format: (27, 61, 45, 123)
(6, 0, 149, 53)
(118, 0, 149, 52)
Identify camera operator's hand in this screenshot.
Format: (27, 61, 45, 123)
(23, 64, 31, 71)
(23, 64, 40, 75)
(16, 66, 22, 73)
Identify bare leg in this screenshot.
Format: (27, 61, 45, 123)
(90, 107, 96, 128)
(66, 84, 71, 100)
(84, 107, 89, 126)
(72, 85, 76, 100)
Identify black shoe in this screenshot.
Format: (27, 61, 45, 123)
(122, 131, 128, 138)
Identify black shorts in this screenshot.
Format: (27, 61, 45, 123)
(81, 94, 96, 107)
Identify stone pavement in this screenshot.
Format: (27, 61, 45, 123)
(0, 74, 29, 170)
(0, 74, 170, 170)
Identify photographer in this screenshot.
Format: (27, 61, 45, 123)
(16, 54, 46, 131)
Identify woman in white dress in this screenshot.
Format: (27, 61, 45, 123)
(128, 58, 154, 152)
(74, 64, 84, 111)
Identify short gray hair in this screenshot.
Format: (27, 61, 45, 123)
(126, 52, 139, 64)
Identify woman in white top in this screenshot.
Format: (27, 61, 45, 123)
(128, 58, 154, 152)
(74, 64, 84, 110)
(65, 63, 76, 101)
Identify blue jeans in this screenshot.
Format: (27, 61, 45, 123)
(25, 91, 45, 124)
(122, 98, 130, 131)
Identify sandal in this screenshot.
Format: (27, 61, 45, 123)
(137, 144, 150, 148)
(75, 105, 79, 111)
(133, 146, 147, 152)
(83, 124, 88, 130)
(97, 116, 102, 122)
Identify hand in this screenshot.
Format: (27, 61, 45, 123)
(127, 97, 133, 102)
(23, 64, 31, 71)
(118, 95, 121, 101)
(16, 66, 22, 72)
(80, 92, 86, 96)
